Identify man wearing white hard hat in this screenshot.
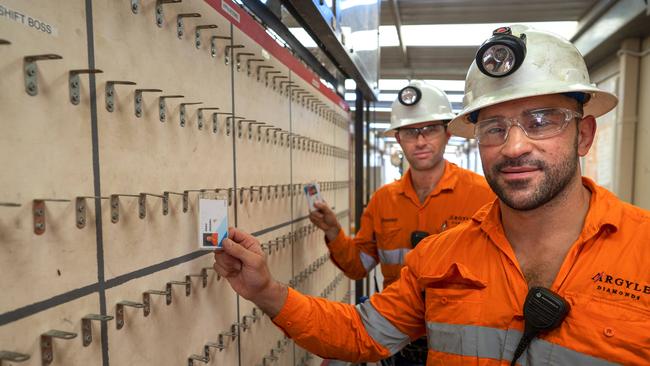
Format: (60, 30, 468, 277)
(309, 80, 493, 288)
(308, 80, 494, 365)
(213, 25, 650, 365)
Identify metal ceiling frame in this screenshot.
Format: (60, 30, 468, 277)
(570, 0, 617, 41)
(240, 0, 340, 91)
(282, 0, 378, 101)
(572, 0, 649, 66)
(376, 0, 644, 80)
(389, 0, 409, 70)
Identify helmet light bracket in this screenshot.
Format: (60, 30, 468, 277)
(398, 86, 422, 106)
(476, 27, 527, 78)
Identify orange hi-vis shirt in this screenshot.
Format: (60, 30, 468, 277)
(327, 161, 494, 288)
(273, 178, 650, 365)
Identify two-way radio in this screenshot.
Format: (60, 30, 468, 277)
(410, 231, 429, 247)
(510, 287, 571, 366)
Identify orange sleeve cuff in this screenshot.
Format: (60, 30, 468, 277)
(271, 287, 310, 335)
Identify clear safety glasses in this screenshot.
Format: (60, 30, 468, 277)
(398, 123, 447, 142)
(474, 107, 582, 146)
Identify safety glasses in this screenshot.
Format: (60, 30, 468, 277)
(397, 123, 447, 142)
(474, 107, 582, 146)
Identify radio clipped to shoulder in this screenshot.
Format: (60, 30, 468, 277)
(510, 287, 571, 366)
(410, 231, 429, 248)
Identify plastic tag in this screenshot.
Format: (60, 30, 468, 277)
(198, 191, 229, 250)
(303, 182, 323, 212)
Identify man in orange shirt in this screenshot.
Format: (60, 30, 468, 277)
(309, 81, 493, 291)
(214, 25, 649, 365)
(310, 82, 493, 365)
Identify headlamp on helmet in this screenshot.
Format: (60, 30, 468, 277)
(476, 27, 527, 78)
(398, 86, 422, 106)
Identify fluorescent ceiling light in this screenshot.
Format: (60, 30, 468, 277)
(378, 93, 397, 102)
(378, 79, 465, 92)
(288, 27, 318, 48)
(348, 93, 462, 104)
(347, 30, 379, 51)
(425, 80, 466, 91)
(379, 26, 399, 47)
(348, 79, 465, 93)
(370, 122, 391, 129)
(378, 79, 409, 90)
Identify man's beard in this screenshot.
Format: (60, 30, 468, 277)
(485, 141, 579, 211)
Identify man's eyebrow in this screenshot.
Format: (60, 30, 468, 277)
(523, 107, 547, 114)
(477, 113, 505, 120)
(522, 106, 569, 115)
(479, 107, 547, 120)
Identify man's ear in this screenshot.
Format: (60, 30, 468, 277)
(577, 115, 596, 157)
(395, 131, 401, 144)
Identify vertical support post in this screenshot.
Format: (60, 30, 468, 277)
(365, 100, 371, 204)
(634, 36, 650, 209)
(364, 99, 372, 297)
(373, 101, 378, 191)
(615, 38, 641, 203)
(354, 87, 365, 304)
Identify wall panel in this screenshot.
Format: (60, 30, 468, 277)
(0, 0, 97, 314)
(0, 0, 351, 365)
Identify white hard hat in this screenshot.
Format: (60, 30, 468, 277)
(449, 25, 618, 139)
(384, 80, 456, 137)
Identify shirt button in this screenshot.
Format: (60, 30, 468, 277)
(604, 327, 615, 337)
(286, 322, 292, 327)
(441, 297, 448, 305)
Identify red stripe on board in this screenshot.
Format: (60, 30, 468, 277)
(204, 0, 349, 111)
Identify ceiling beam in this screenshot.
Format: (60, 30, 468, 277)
(380, 65, 468, 80)
(572, 0, 649, 66)
(240, 0, 341, 91)
(570, 0, 617, 42)
(379, 0, 601, 25)
(283, 0, 377, 100)
(389, 0, 409, 70)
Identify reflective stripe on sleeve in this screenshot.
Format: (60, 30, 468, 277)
(378, 248, 411, 265)
(427, 322, 618, 366)
(360, 251, 378, 272)
(355, 300, 411, 355)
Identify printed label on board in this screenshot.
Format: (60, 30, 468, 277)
(0, 4, 58, 36)
(221, 1, 240, 23)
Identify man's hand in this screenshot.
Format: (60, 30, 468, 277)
(213, 227, 287, 317)
(309, 201, 341, 242)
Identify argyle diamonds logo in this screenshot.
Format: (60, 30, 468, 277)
(592, 272, 649, 301)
